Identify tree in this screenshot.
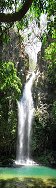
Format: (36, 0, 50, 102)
(0, 0, 56, 165)
(0, 0, 33, 23)
(0, 61, 22, 160)
(0, 61, 21, 99)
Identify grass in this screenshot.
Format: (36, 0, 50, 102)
(0, 177, 56, 188)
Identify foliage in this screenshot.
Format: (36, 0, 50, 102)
(52, 101, 56, 120)
(31, 7, 56, 165)
(0, 0, 22, 13)
(45, 42, 56, 63)
(0, 61, 21, 99)
(47, 61, 56, 85)
(0, 177, 56, 188)
(46, 0, 56, 16)
(31, 108, 56, 166)
(0, 0, 56, 166)
(0, 61, 21, 160)
(45, 42, 56, 85)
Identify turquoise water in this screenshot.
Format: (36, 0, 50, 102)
(0, 166, 56, 178)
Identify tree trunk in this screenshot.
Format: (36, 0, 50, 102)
(0, 0, 33, 23)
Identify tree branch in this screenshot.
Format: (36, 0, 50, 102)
(0, 0, 33, 23)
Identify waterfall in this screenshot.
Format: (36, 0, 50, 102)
(15, 72, 35, 165)
(15, 14, 47, 166)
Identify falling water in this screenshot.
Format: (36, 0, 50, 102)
(15, 13, 47, 166)
(15, 72, 35, 165)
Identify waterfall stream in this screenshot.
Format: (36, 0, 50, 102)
(15, 72, 35, 165)
(15, 14, 47, 166)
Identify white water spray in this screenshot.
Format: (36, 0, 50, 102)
(15, 72, 35, 165)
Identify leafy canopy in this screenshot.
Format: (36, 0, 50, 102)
(0, 61, 22, 99)
(45, 42, 56, 85)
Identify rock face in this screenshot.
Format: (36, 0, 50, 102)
(32, 49, 49, 127)
(2, 27, 29, 86)
(2, 27, 49, 125)
(1, 26, 56, 166)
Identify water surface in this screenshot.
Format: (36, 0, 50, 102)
(0, 166, 56, 179)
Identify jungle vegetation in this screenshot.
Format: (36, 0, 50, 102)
(0, 0, 56, 167)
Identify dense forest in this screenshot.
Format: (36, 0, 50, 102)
(0, 0, 56, 167)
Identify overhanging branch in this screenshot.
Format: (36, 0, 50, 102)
(0, 0, 33, 23)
